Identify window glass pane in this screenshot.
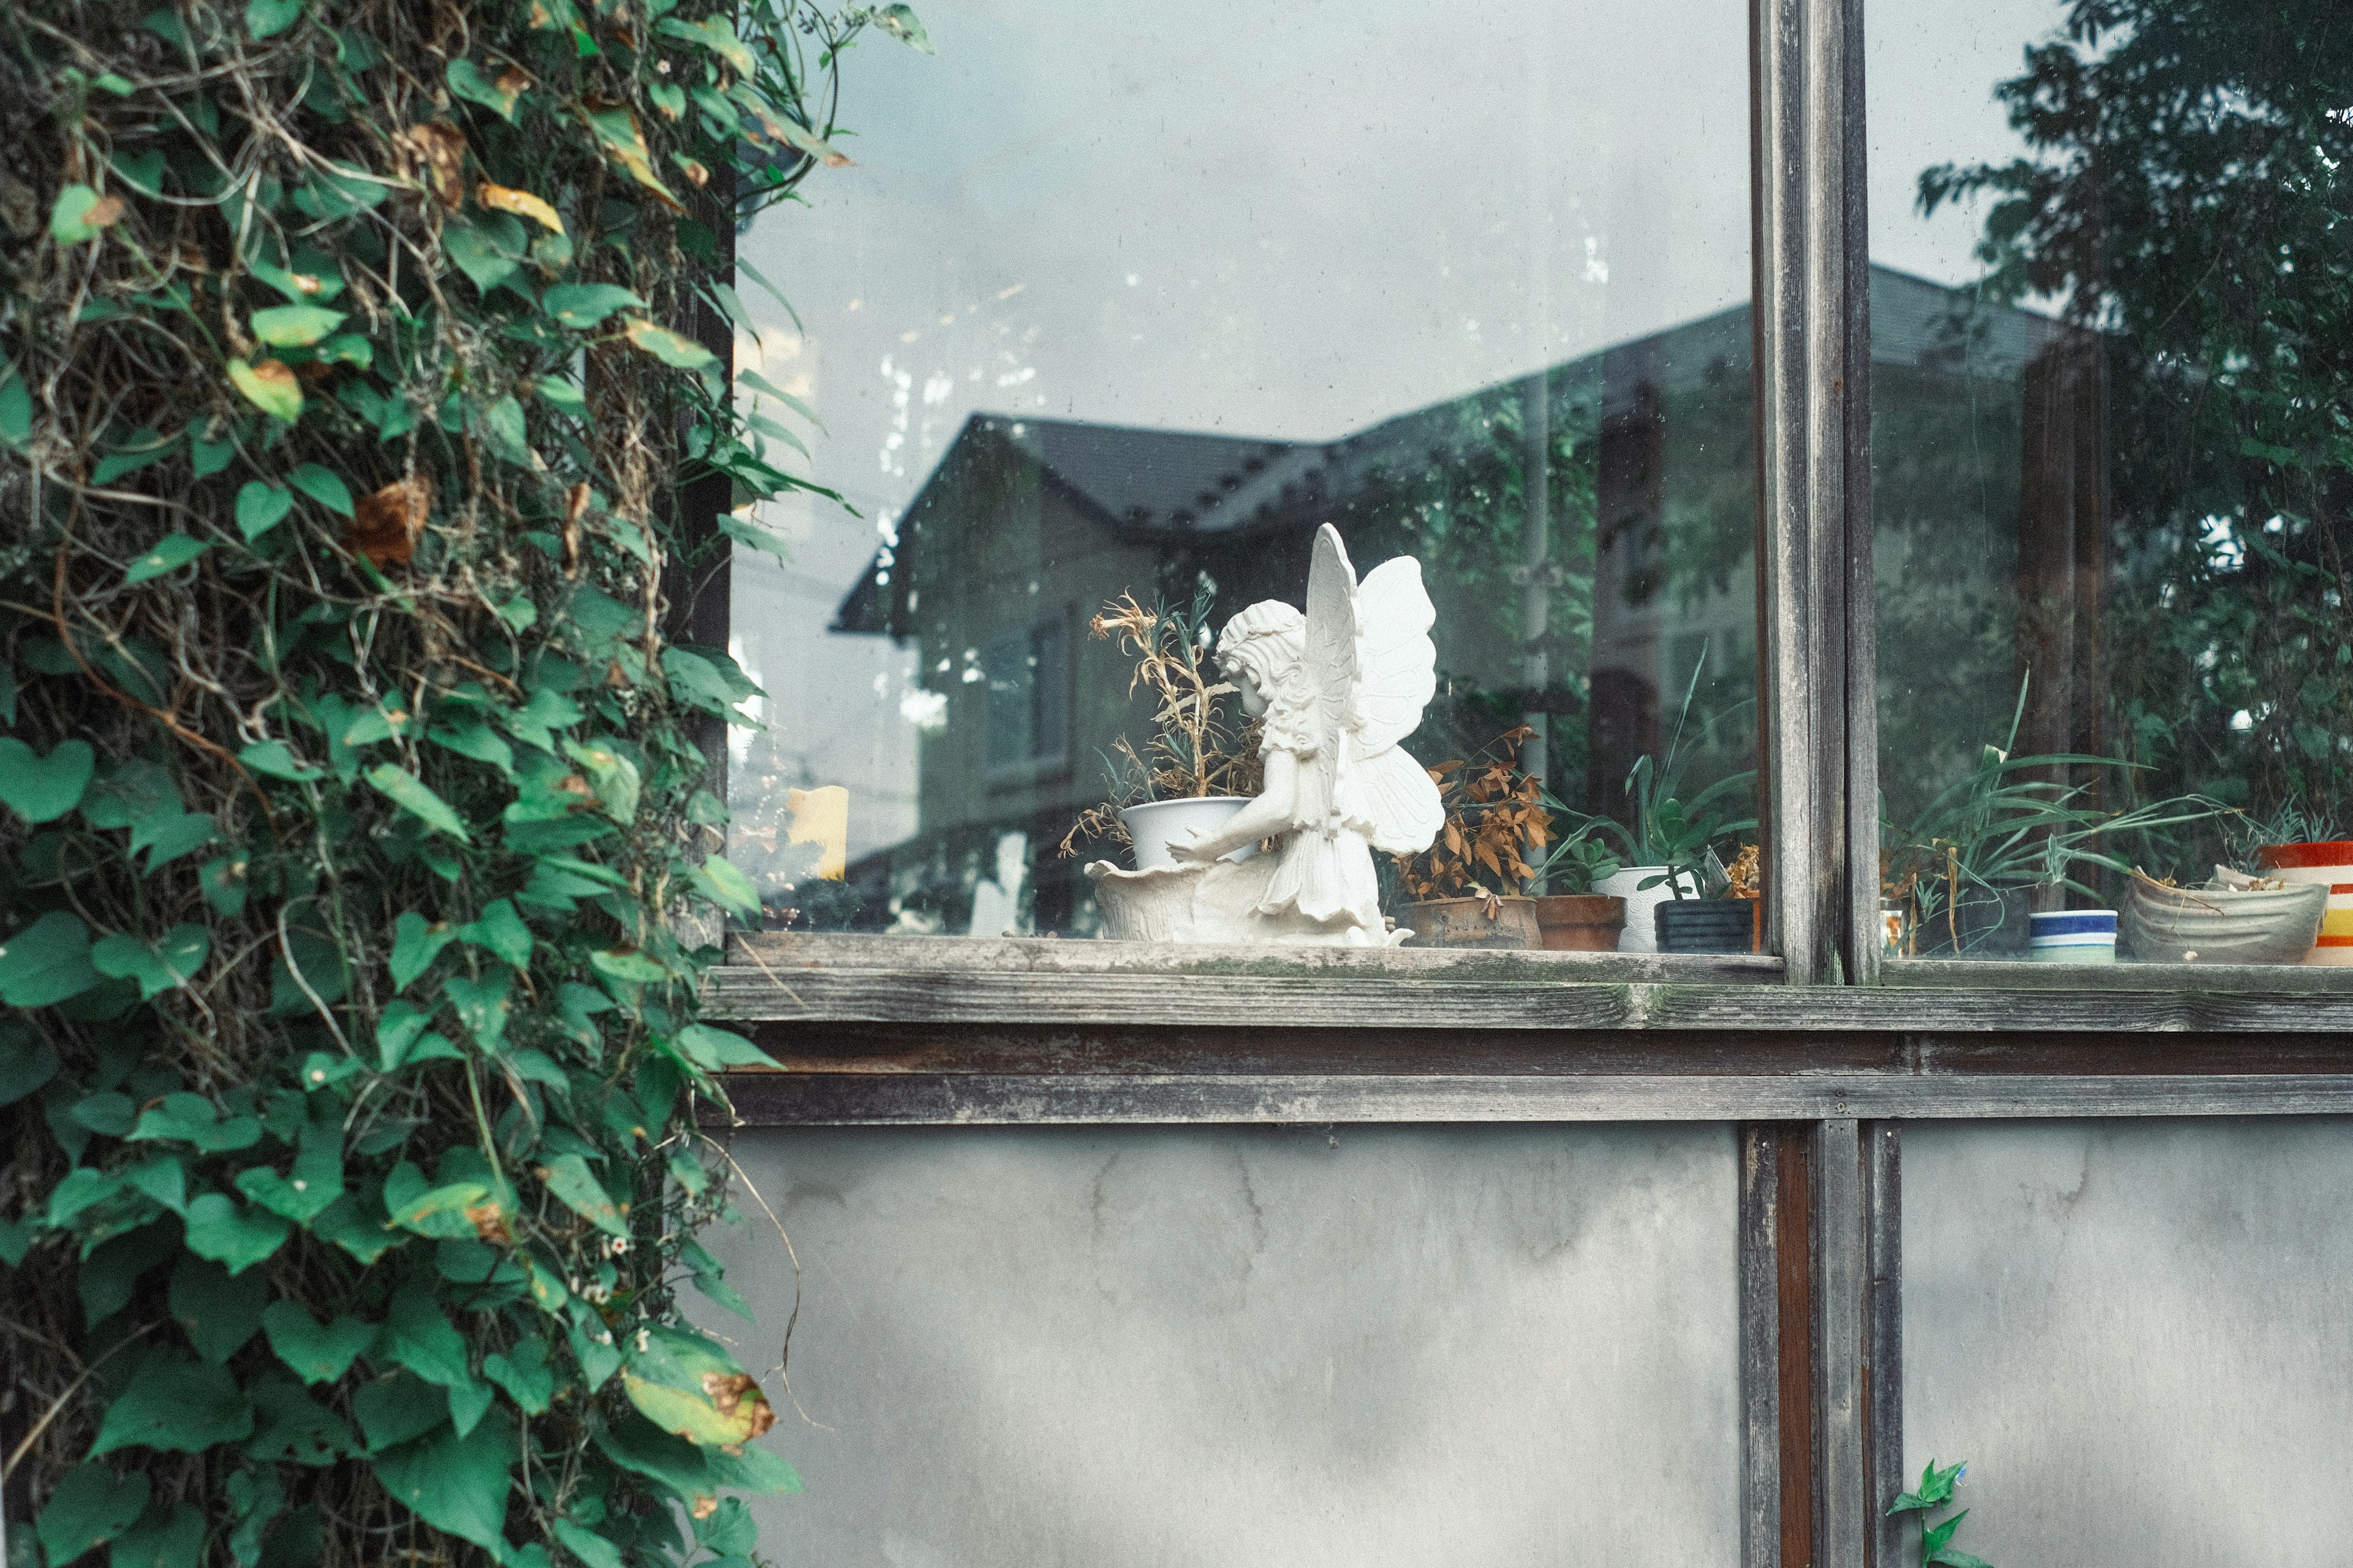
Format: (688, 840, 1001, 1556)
(1868, 3, 2353, 966)
(728, 1, 1759, 950)
(703, 1124, 1743, 1561)
(1903, 1119, 2353, 1559)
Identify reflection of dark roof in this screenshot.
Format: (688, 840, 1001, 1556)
(831, 265, 2074, 634)
(1002, 420, 1298, 532)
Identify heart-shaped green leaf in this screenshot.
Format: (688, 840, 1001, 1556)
(0, 737, 94, 822)
(541, 283, 645, 330)
(373, 1415, 513, 1551)
(0, 909, 101, 1007)
(124, 533, 208, 585)
(108, 1503, 203, 1568)
(246, 0, 303, 39)
(287, 462, 354, 516)
(180, 1192, 290, 1273)
(129, 1091, 263, 1151)
(536, 1152, 627, 1236)
(34, 1463, 150, 1564)
(227, 357, 303, 421)
(366, 764, 470, 840)
(169, 1253, 269, 1362)
(90, 924, 210, 998)
(249, 305, 346, 346)
(239, 738, 324, 780)
(262, 1300, 379, 1384)
(237, 481, 295, 539)
(89, 1349, 254, 1455)
(389, 911, 458, 991)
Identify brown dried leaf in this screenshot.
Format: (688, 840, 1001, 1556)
(347, 475, 432, 567)
(83, 195, 127, 230)
(400, 123, 468, 210)
(699, 1371, 777, 1439)
(466, 1201, 512, 1244)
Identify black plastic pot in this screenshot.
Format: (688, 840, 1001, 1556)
(1654, 898, 1755, 953)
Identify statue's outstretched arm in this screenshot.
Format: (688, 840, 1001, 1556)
(1170, 751, 1299, 862)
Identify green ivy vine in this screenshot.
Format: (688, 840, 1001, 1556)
(0, 1, 922, 1565)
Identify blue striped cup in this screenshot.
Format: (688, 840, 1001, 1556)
(2027, 909, 2117, 963)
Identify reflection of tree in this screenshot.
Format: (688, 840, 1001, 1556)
(1920, 0, 2353, 852)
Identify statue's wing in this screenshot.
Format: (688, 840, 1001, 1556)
(1303, 523, 1358, 772)
(1354, 744, 1443, 854)
(1349, 555, 1438, 756)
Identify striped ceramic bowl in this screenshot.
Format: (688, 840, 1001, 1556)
(2256, 841, 2353, 966)
(2026, 909, 2118, 963)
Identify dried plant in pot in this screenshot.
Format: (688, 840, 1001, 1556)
(1390, 725, 1552, 949)
(1057, 583, 1262, 871)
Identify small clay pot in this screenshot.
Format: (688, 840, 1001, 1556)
(1533, 895, 1627, 952)
(1396, 896, 1541, 949)
(1653, 898, 1756, 953)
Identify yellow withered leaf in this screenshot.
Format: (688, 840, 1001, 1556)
(476, 182, 564, 235)
(579, 100, 683, 213)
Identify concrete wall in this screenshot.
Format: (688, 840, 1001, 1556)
(1901, 1118, 2353, 1567)
(702, 1123, 1741, 1567)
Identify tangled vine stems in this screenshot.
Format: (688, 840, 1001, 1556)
(0, 2, 921, 1566)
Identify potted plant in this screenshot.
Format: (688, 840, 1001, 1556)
(1882, 676, 2221, 956)
(2234, 795, 2352, 966)
(1390, 725, 1552, 949)
(1529, 825, 1627, 951)
(1648, 816, 1759, 954)
(1057, 583, 1262, 870)
(1556, 648, 1757, 953)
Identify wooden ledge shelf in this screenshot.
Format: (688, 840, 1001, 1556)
(708, 934, 2353, 1034)
(705, 938, 2353, 1125)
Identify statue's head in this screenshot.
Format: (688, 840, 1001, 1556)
(1216, 600, 1308, 718)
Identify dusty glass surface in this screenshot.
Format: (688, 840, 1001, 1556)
(727, 0, 1757, 940)
(1903, 1119, 2353, 1562)
(700, 1124, 1742, 1565)
(1868, 2, 2353, 965)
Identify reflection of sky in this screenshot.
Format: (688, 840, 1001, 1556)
(727, 0, 2075, 871)
(1866, 0, 2070, 288)
(730, 0, 1750, 862)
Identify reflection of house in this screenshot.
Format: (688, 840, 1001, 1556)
(823, 265, 2075, 931)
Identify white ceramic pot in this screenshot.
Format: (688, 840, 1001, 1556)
(1593, 865, 1697, 954)
(1120, 797, 1260, 871)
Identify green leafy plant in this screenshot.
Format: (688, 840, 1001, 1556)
(1, 2, 920, 1566)
(1889, 1456, 1992, 1568)
(1556, 648, 1755, 895)
(1533, 823, 1623, 895)
(2221, 792, 2347, 869)
(1884, 676, 2223, 946)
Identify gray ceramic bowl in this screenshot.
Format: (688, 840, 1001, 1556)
(2119, 875, 2327, 964)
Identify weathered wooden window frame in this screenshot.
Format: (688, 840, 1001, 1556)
(692, 2, 2353, 1562)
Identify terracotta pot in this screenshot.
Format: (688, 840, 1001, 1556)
(2256, 841, 2353, 966)
(1533, 895, 1626, 952)
(1396, 896, 1540, 950)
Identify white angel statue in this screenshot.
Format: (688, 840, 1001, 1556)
(1086, 524, 1443, 945)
